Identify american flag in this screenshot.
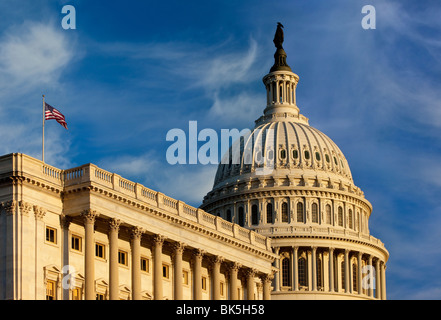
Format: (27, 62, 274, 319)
(45, 103, 68, 129)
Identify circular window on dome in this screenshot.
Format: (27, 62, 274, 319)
(304, 150, 310, 160)
(315, 152, 321, 161)
(292, 149, 299, 159)
(267, 150, 274, 160)
(280, 149, 286, 160)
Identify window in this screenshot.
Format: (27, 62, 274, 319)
(304, 150, 310, 160)
(251, 204, 258, 225)
(71, 235, 82, 252)
(96, 293, 105, 300)
(311, 203, 318, 223)
(281, 202, 289, 223)
(338, 207, 344, 227)
(266, 203, 273, 224)
(72, 288, 82, 300)
(315, 152, 321, 161)
(118, 250, 128, 266)
(292, 149, 299, 159)
(46, 227, 57, 244)
(326, 204, 332, 225)
(297, 202, 304, 223)
(348, 209, 353, 229)
(238, 207, 245, 227)
(202, 276, 207, 290)
(141, 257, 149, 272)
(162, 264, 170, 279)
(95, 243, 105, 259)
(341, 261, 345, 290)
(46, 280, 56, 300)
(317, 257, 322, 289)
(280, 149, 286, 160)
(353, 263, 358, 292)
(298, 257, 307, 287)
(226, 209, 232, 222)
(282, 258, 290, 287)
(183, 270, 189, 285)
(325, 154, 330, 163)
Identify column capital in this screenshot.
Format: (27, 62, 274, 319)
(3, 200, 17, 216)
(33, 205, 46, 221)
(192, 248, 205, 259)
(108, 218, 122, 232)
(210, 255, 224, 266)
(246, 268, 257, 278)
(153, 234, 166, 247)
(19, 200, 32, 216)
(228, 262, 242, 272)
(259, 273, 274, 283)
(130, 226, 144, 240)
(60, 215, 73, 229)
(171, 242, 186, 256)
(81, 209, 99, 224)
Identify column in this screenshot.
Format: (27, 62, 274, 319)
(211, 256, 223, 300)
(131, 226, 143, 300)
(153, 234, 165, 300)
(192, 249, 204, 300)
(380, 262, 386, 300)
(344, 250, 350, 293)
(329, 248, 334, 293)
(370, 256, 375, 298)
(246, 269, 256, 300)
(357, 252, 363, 295)
(33, 205, 46, 299)
(273, 247, 280, 291)
(260, 274, 273, 300)
(312, 247, 317, 291)
(228, 262, 241, 300)
(81, 209, 99, 300)
(375, 259, 381, 299)
(172, 242, 186, 300)
(292, 246, 299, 291)
(108, 218, 121, 300)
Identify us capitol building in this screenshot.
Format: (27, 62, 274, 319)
(0, 25, 388, 300)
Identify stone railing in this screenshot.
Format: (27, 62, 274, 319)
(3, 154, 271, 252)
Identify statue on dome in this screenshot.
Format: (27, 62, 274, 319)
(273, 22, 284, 49)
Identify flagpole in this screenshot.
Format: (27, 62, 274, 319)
(42, 94, 45, 163)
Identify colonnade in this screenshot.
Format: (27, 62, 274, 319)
(79, 210, 273, 300)
(273, 246, 387, 299)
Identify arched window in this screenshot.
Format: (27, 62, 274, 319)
(317, 257, 322, 289)
(292, 149, 299, 159)
(280, 149, 286, 160)
(282, 258, 290, 287)
(266, 203, 273, 224)
(226, 209, 232, 222)
(281, 202, 289, 223)
(352, 262, 358, 292)
(338, 207, 343, 227)
(251, 205, 258, 225)
(298, 257, 307, 287)
(326, 204, 332, 225)
(297, 202, 304, 223)
(348, 209, 353, 229)
(312, 203, 318, 223)
(238, 207, 245, 227)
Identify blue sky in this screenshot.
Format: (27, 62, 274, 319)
(1, 0, 440, 300)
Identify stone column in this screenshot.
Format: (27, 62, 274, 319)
(329, 248, 334, 293)
(108, 218, 121, 300)
(273, 247, 280, 291)
(81, 209, 99, 300)
(153, 234, 165, 300)
(192, 249, 204, 300)
(312, 247, 317, 291)
(172, 242, 186, 300)
(357, 252, 363, 295)
(246, 269, 256, 300)
(60, 215, 72, 300)
(260, 273, 273, 300)
(344, 249, 350, 293)
(374, 258, 380, 299)
(33, 205, 46, 300)
(131, 227, 143, 300)
(292, 246, 299, 291)
(228, 262, 241, 300)
(211, 256, 223, 300)
(381, 262, 387, 300)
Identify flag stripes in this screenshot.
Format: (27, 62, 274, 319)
(45, 102, 68, 129)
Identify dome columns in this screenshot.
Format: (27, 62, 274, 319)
(263, 71, 300, 119)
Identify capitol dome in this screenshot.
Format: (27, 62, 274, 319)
(200, 23, 388, 300)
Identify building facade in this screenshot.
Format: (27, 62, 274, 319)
(0, 153, 275, 300)
(200, 25, 389, 300)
